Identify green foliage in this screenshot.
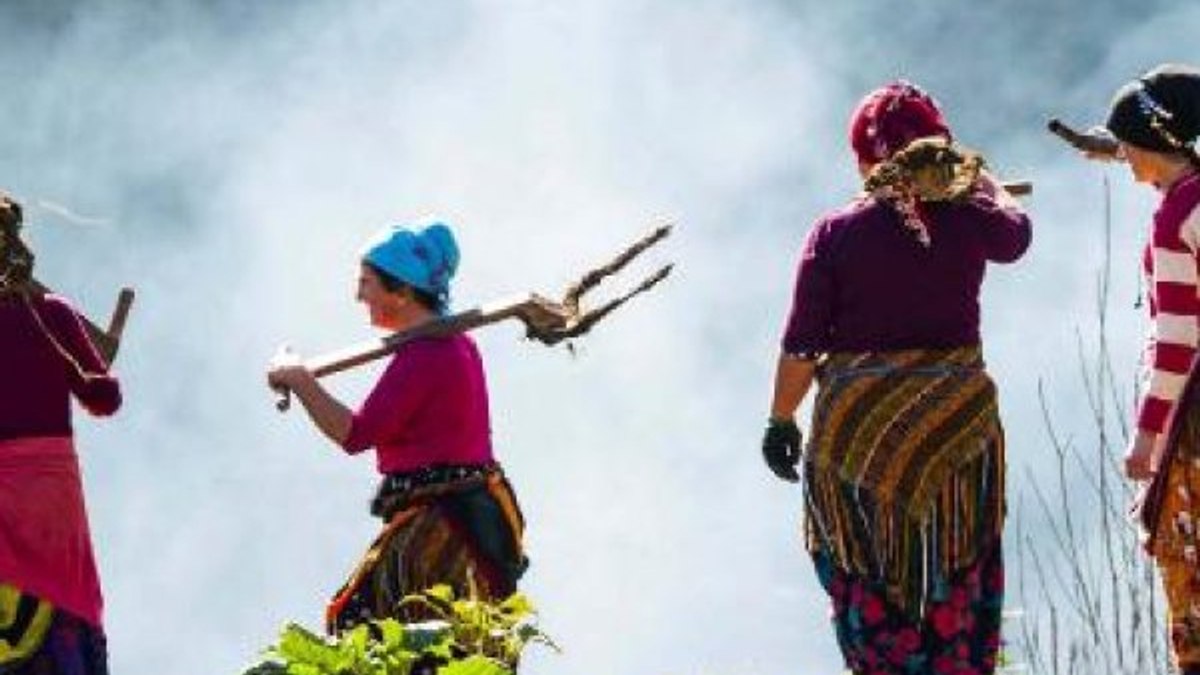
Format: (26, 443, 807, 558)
(241, 587, 555, 675)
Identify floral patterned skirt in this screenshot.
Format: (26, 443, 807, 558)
(1136, 354, 1200, 670)
(1148, 454, 1200, 670)
(811, 542, 1004, 675)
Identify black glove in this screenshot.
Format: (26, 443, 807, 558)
(762, 418, 802, 482)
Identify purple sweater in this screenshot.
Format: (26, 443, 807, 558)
(342, 333, 494, 475)
(0, 293, 121, 440)
(782, 195, 1031, 354)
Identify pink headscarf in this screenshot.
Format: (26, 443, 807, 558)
(849, 81, 951, 166)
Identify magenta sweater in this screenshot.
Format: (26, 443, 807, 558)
(342, 333, 494, 474)
(0, 293, 121, 440)
(782, 195, 1031, 354)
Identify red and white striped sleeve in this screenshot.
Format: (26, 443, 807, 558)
(1139, 195, 1200, 434)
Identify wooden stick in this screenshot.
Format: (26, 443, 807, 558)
(563, 224, 671, 312)
(532, 263, 673, 346)
(28, 279, 134, 364)
(275, 294, 570, 410)
(273, 224, 675, 411)
(102, 288, 136, 363)
(1002, 181, 1033, 197)
(1047, 118, 1121, 158)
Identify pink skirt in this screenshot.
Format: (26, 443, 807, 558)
(0, 436, 103, 628)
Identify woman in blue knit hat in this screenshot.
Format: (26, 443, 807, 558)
(267, 219, 526, 634)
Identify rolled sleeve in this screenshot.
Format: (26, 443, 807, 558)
(342, 351, 428, 454)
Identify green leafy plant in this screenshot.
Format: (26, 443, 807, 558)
(242, 587, 555, 675)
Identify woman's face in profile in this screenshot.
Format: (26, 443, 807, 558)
(356, 263, 404, 330)
(1120, 142, 1159, 186)
(1119, 142, 1189, 189)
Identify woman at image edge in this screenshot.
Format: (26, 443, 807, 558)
(267, 219, 526, 633)
(0, 193, 121, 674)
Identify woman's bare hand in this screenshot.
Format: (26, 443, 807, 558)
(266, 344, 312, 391)
(1125, 431, 1159, 481)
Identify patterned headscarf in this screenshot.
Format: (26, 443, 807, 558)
(850, 82, 958, 247)
(361, 219, 460, 314)
(849, 81, 952, 167)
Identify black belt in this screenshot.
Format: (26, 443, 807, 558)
(370, 462, 499, 519)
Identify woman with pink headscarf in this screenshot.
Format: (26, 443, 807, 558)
(762, 82, 1031, 674)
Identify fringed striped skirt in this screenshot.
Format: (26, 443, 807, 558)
(803, 347, 1005, 674)
(326, 463, 527, 634)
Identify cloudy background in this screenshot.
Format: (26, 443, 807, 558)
(1, 1, 1197, 672)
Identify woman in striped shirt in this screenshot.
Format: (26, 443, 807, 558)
(1101, 63, 1200, 673)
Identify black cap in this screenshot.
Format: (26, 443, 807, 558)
(1106, 63, 1200, 153)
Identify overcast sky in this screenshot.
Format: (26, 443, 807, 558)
(2, 1, 1198, 673)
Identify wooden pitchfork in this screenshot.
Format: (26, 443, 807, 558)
(274, 223, 674, 411)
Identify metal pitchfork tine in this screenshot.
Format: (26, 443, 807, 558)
(274, 223, 674, 411)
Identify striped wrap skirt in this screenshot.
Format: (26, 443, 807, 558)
(803, 347, 1006, 674)
(326, 463, 527, 634)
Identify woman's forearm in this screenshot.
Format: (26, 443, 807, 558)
(769, 354, 816, 421)
(290, 376, 353, 446)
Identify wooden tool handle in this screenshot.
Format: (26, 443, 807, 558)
(100, 288, 135, 363)
(107, 288, 134, 342)
(1047, 118, 1121, 157)
(1001, 181, 1032, 197)
(28, 278, 133, 364)
(272, 296, 557, 413)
